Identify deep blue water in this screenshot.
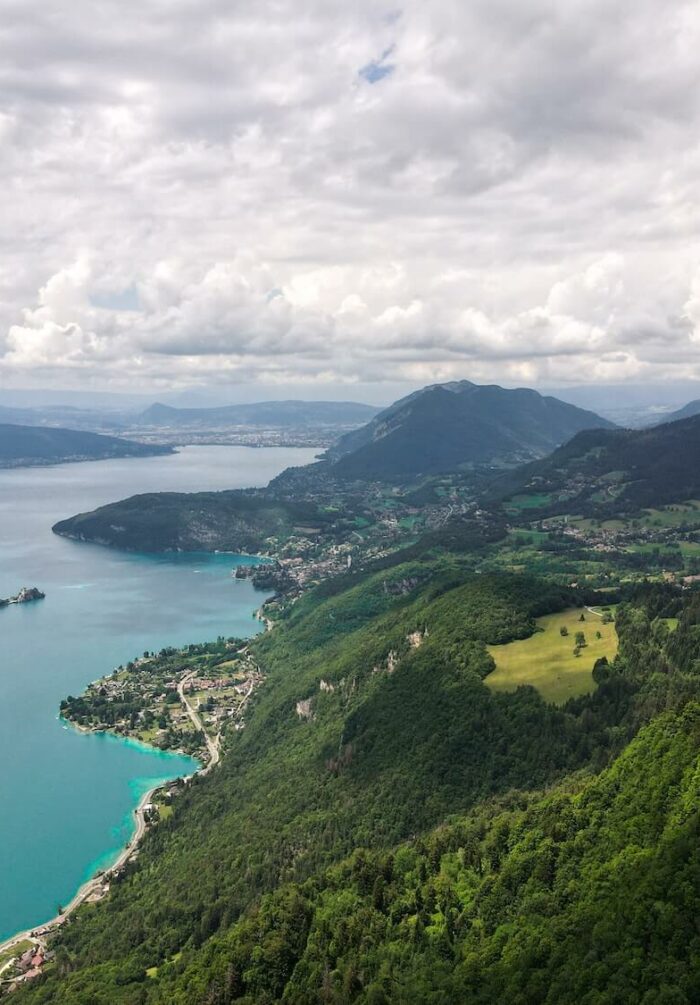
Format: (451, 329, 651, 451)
(0, 445, 317, 940)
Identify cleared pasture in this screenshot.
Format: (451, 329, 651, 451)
(486, 607, 618, 705)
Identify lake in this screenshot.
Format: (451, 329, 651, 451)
(0, 445, 318, 941)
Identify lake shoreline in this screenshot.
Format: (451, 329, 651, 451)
(0, 771, 197, 972)
(0, 445, 315, 966)
(0, 715, 204, 970)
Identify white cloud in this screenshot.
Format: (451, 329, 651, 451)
(1, 0, 700, 391)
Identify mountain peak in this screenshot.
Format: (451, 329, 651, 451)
(326, 380, 615, 480)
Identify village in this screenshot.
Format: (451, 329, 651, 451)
(0, 944, 53, 988)
(0, 632, 269, 992)
(61, 635, 266, 762)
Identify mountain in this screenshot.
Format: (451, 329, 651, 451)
(13, 552, 700, 1003)
(661, 398, 700, 424)
(0, 423, 173, 468)
(491, 413, 700, 516)
(325, 380, 615, 480)
(138, 400, 379, 428)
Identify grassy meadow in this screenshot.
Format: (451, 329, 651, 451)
(486, 606, 618, 705)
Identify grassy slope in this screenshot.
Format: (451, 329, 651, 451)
(486, 607, 618, 704)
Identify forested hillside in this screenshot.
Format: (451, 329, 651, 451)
(0, 424, 172, 468)
(14, 556, 700, 1003)
(492, 414, 700, 517)
(52, 491, 336, 553)
(326, 381, 613, 480)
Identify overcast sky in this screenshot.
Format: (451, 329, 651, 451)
(1, 0, 700, 397)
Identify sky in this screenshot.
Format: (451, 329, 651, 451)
(1, 0, 700, 398)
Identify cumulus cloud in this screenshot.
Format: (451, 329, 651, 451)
(1, 0, 700, 391)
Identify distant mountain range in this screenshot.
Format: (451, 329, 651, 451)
(0, 404, 124, 432)
(52, 380, 618, 553)
(325, 380, 615, 479)
(137, 400, 380, 428)
(492, 413, 700, 516)
(0, 424, 173, 468)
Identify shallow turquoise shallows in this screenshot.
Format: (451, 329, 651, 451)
(0, 444, 318, 941)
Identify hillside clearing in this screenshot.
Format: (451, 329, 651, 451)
(485, 607, 618, 705)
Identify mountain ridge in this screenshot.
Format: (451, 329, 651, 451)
(661, 398, 700, 424)
(138, 400, 380, 428)
(326, 380, 615, 479)
(490, 413, 700, 516)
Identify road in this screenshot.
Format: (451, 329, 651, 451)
(178, 672, 220, 771)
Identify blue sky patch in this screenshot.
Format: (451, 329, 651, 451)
(359, 46, 395, 84)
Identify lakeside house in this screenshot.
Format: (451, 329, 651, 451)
(12, 947, 49, 983)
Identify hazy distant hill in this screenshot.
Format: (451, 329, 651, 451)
(661, 399, 700, 424)
(491, 413, 700, 515)
(0, 423, 173, 468)
(0, 403, 128, 432)
(326, 380, 615, 479)
(138, 400, 379, 428)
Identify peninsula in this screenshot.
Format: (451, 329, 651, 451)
(60, 635, 265, 761)
(0, 423, 174, 469)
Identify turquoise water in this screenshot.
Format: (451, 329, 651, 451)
(0, 445, 317, 940)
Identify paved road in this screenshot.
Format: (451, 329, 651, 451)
(178, 672, 220, 771)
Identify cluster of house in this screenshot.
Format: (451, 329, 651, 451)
(13, 945, 52, 983)
(182, 677, 231, 692)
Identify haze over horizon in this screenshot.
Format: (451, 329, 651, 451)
(2, 1, 700, 397)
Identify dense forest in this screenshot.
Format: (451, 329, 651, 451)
(14, 553, 700, 1003)
(325, 381, 612, 480)
(0, 424, 172, 468)
(52, 490, 337, 553)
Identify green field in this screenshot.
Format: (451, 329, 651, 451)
(507, 528, 550, 545)
(0, 939, 33, 972)
(568, 516, 627, 532)
(485, 607, 618, 705)
(641, 502, 700, 528)
(505, 493, 552, 512)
